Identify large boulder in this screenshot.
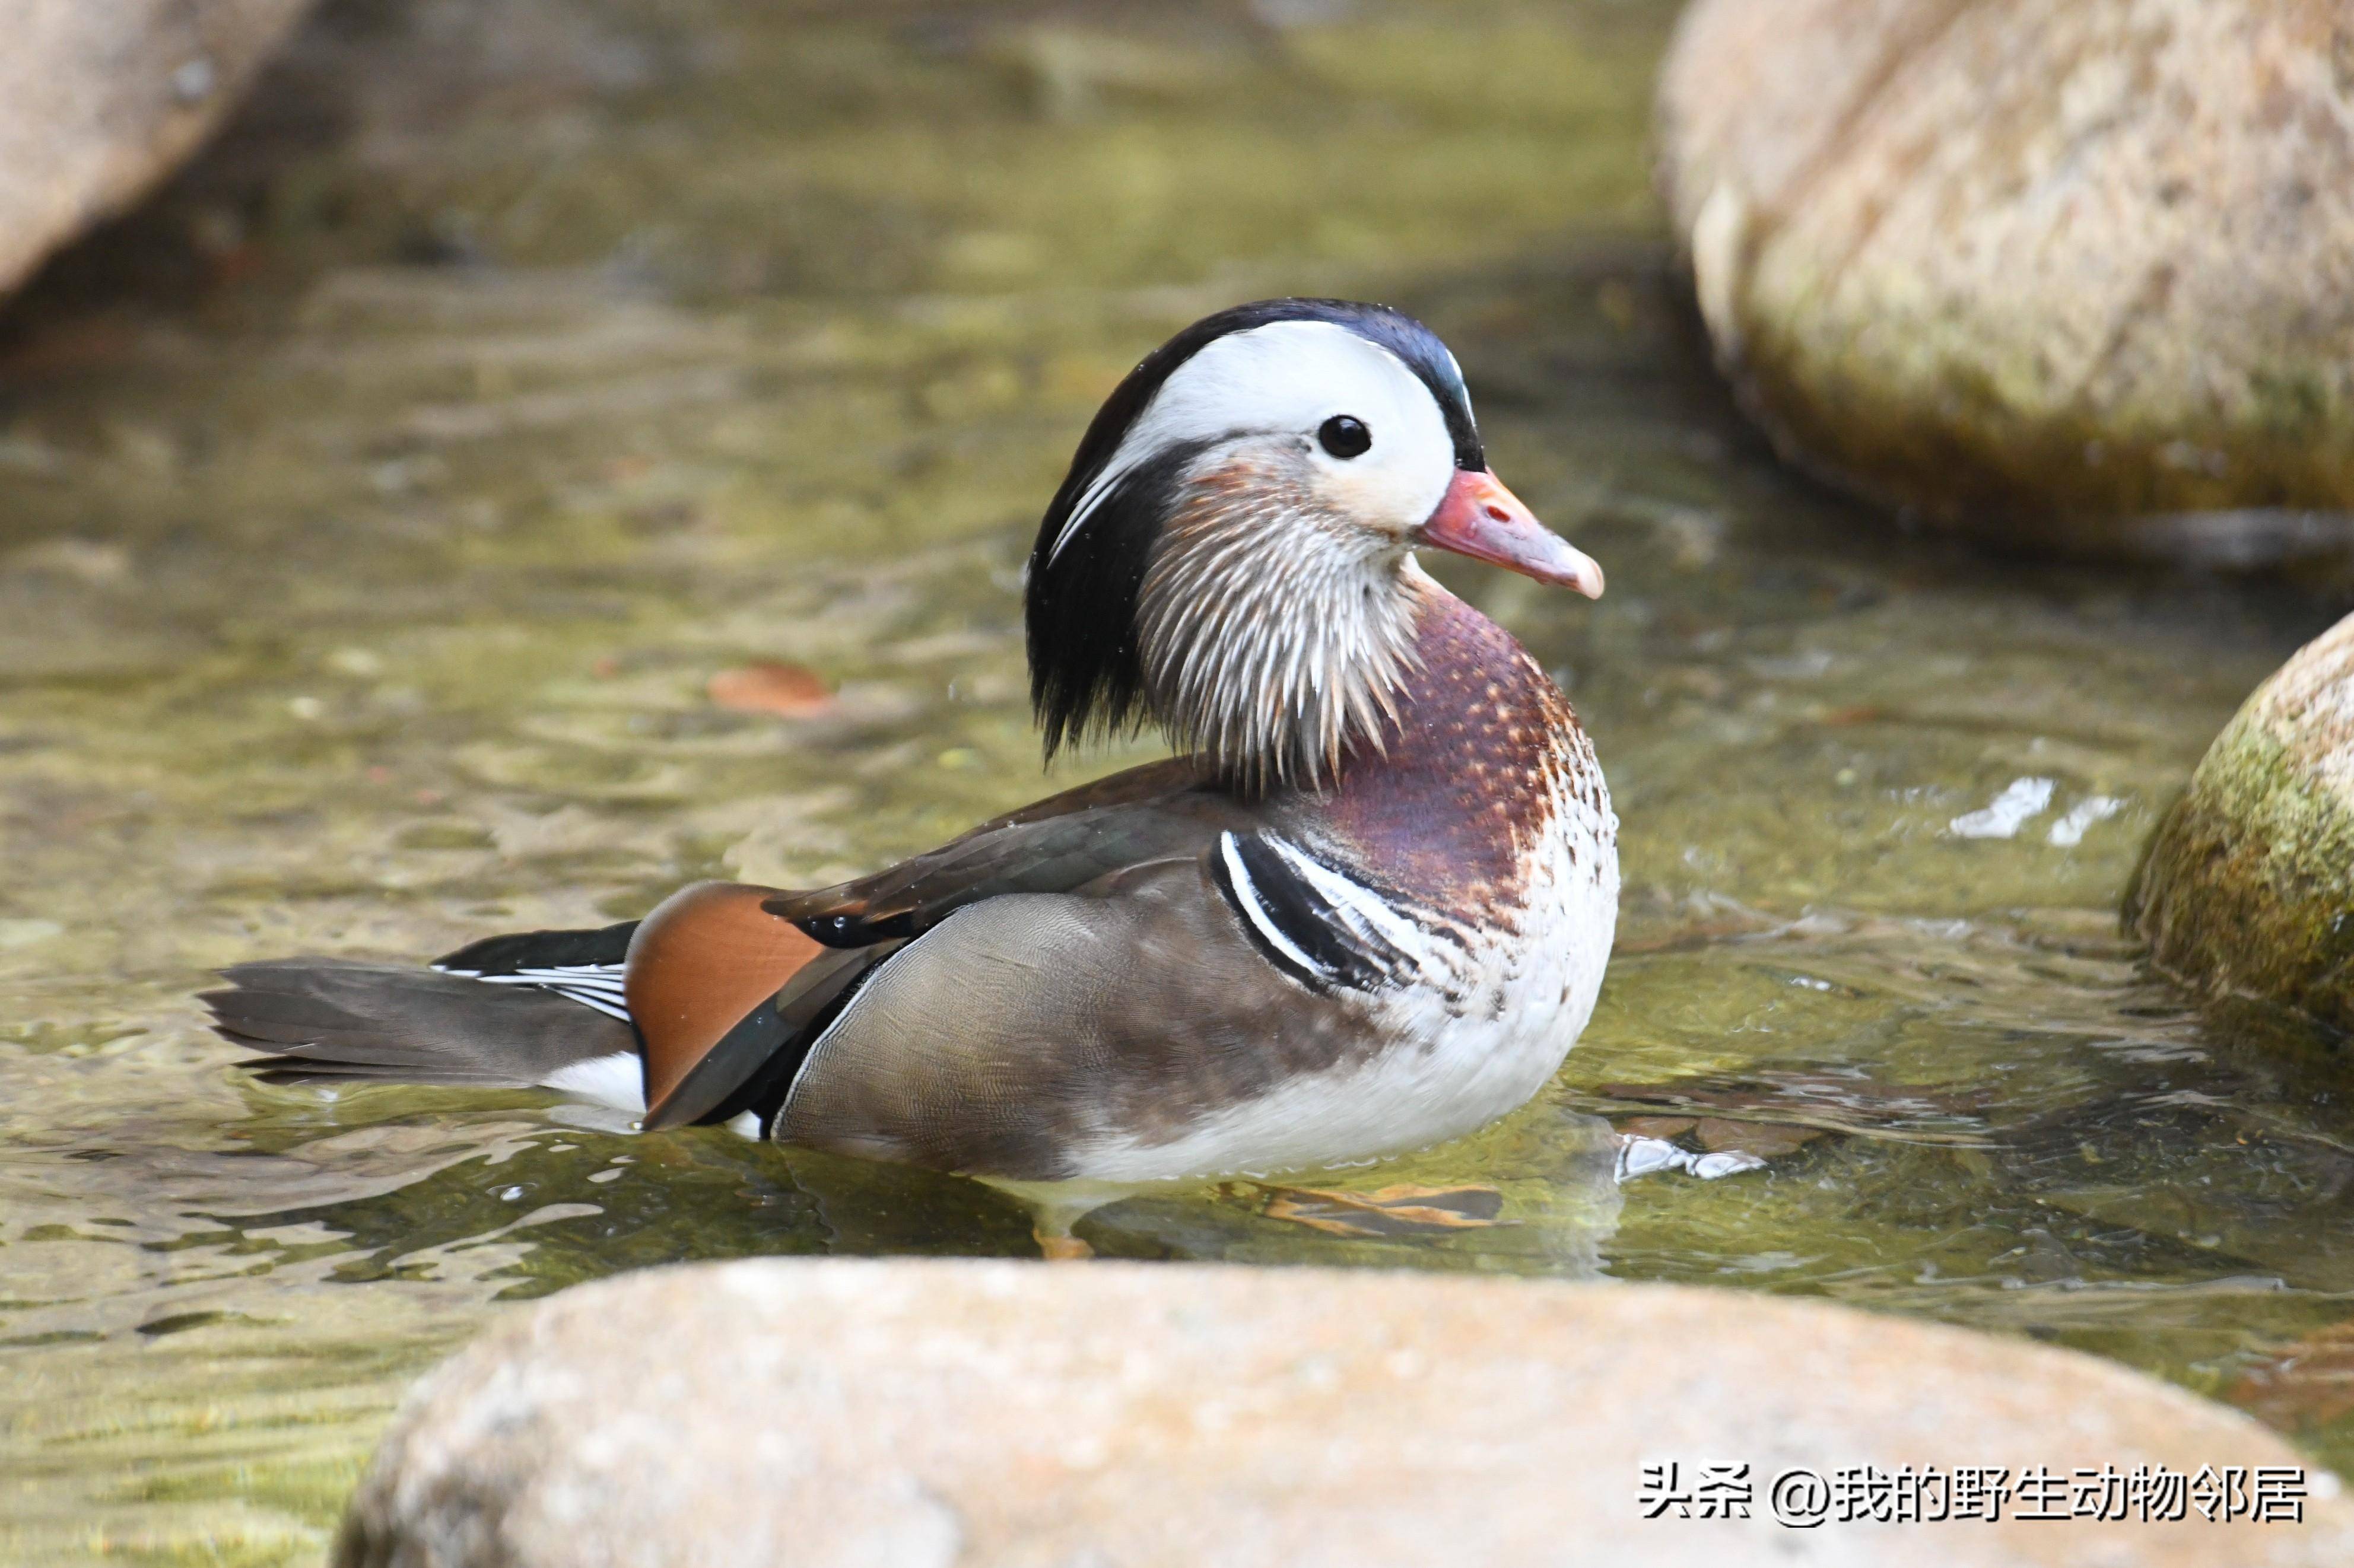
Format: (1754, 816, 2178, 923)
(1656, 0, 2354, 560)
(0, 0, 317, 297)
(2129, 610, 2354, 1035)
(337, 1257, 2350, 1567)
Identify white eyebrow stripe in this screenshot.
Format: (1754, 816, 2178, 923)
(1218, 832, 1335, 981)
(1045, 319, 1451, 564)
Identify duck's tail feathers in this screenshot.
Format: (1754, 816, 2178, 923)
(204, 930, 642, 1095)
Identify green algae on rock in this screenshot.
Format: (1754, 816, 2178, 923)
(1656, 0, 2354, 560)
(2129, 612, 2354, 1037)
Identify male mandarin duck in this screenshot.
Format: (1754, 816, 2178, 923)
(205, 299, 1619, 1236)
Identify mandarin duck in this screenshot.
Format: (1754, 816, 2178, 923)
(205, 300, 1619, 1237)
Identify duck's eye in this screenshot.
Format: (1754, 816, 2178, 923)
(1317, 415, 1372, 460)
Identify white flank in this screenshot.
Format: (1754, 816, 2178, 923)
(541, 1051, 646, 1115)
(539, 1056, 762, 1139)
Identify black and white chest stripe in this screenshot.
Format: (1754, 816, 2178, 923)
(1209, 830, 1453, 994)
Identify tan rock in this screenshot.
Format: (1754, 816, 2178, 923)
(2128, 610, 2354, 1033)
(1657, 0, 2354, 559)
(338, 1257, 2352, 1567)
(0, 0, 317, 296)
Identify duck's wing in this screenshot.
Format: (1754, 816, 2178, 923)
(761, 756, 1245, 943)
(630, 757, 1262, 1128)
(774, 854, 1390, 1182)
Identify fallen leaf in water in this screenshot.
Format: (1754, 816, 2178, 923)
(2227, 1321, 2354, 1430)
(1262, 1183, 1505, 1238)
(709, 661, 833, 717)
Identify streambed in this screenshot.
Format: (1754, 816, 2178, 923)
(2, 2, 2348, 1561)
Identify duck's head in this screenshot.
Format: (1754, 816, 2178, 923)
(1025, 298, 1603, 788)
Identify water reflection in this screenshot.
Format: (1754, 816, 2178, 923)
(1083, 1112, 1626, 1276)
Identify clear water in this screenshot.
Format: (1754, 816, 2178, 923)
(3, 1, 2349, 1560)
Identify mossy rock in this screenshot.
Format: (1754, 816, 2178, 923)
(2128, 613, 2354, 1036)
(1656, 0, 2354, 562)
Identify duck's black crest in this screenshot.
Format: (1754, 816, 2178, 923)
(1024, 298, 1481, 765)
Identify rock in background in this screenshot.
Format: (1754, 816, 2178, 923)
(0, 0, 316, 297)
(2129, 611, 2354, 1037)
(1656, 0, 2354, 562)
(337, 1257, 2352, 1567)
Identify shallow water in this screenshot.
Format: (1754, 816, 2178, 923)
(3, 0, 2350, 1560)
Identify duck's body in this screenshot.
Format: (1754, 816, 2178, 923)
(206, 299, 1617, 1194)
(769, 576, 1612, 1185)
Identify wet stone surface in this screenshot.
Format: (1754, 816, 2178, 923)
(1657, 0, 2354, 549)
(0, 0, 317, 295)
(341, 1259, 2354, 1568)
(1, 1, 2351, 1563)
